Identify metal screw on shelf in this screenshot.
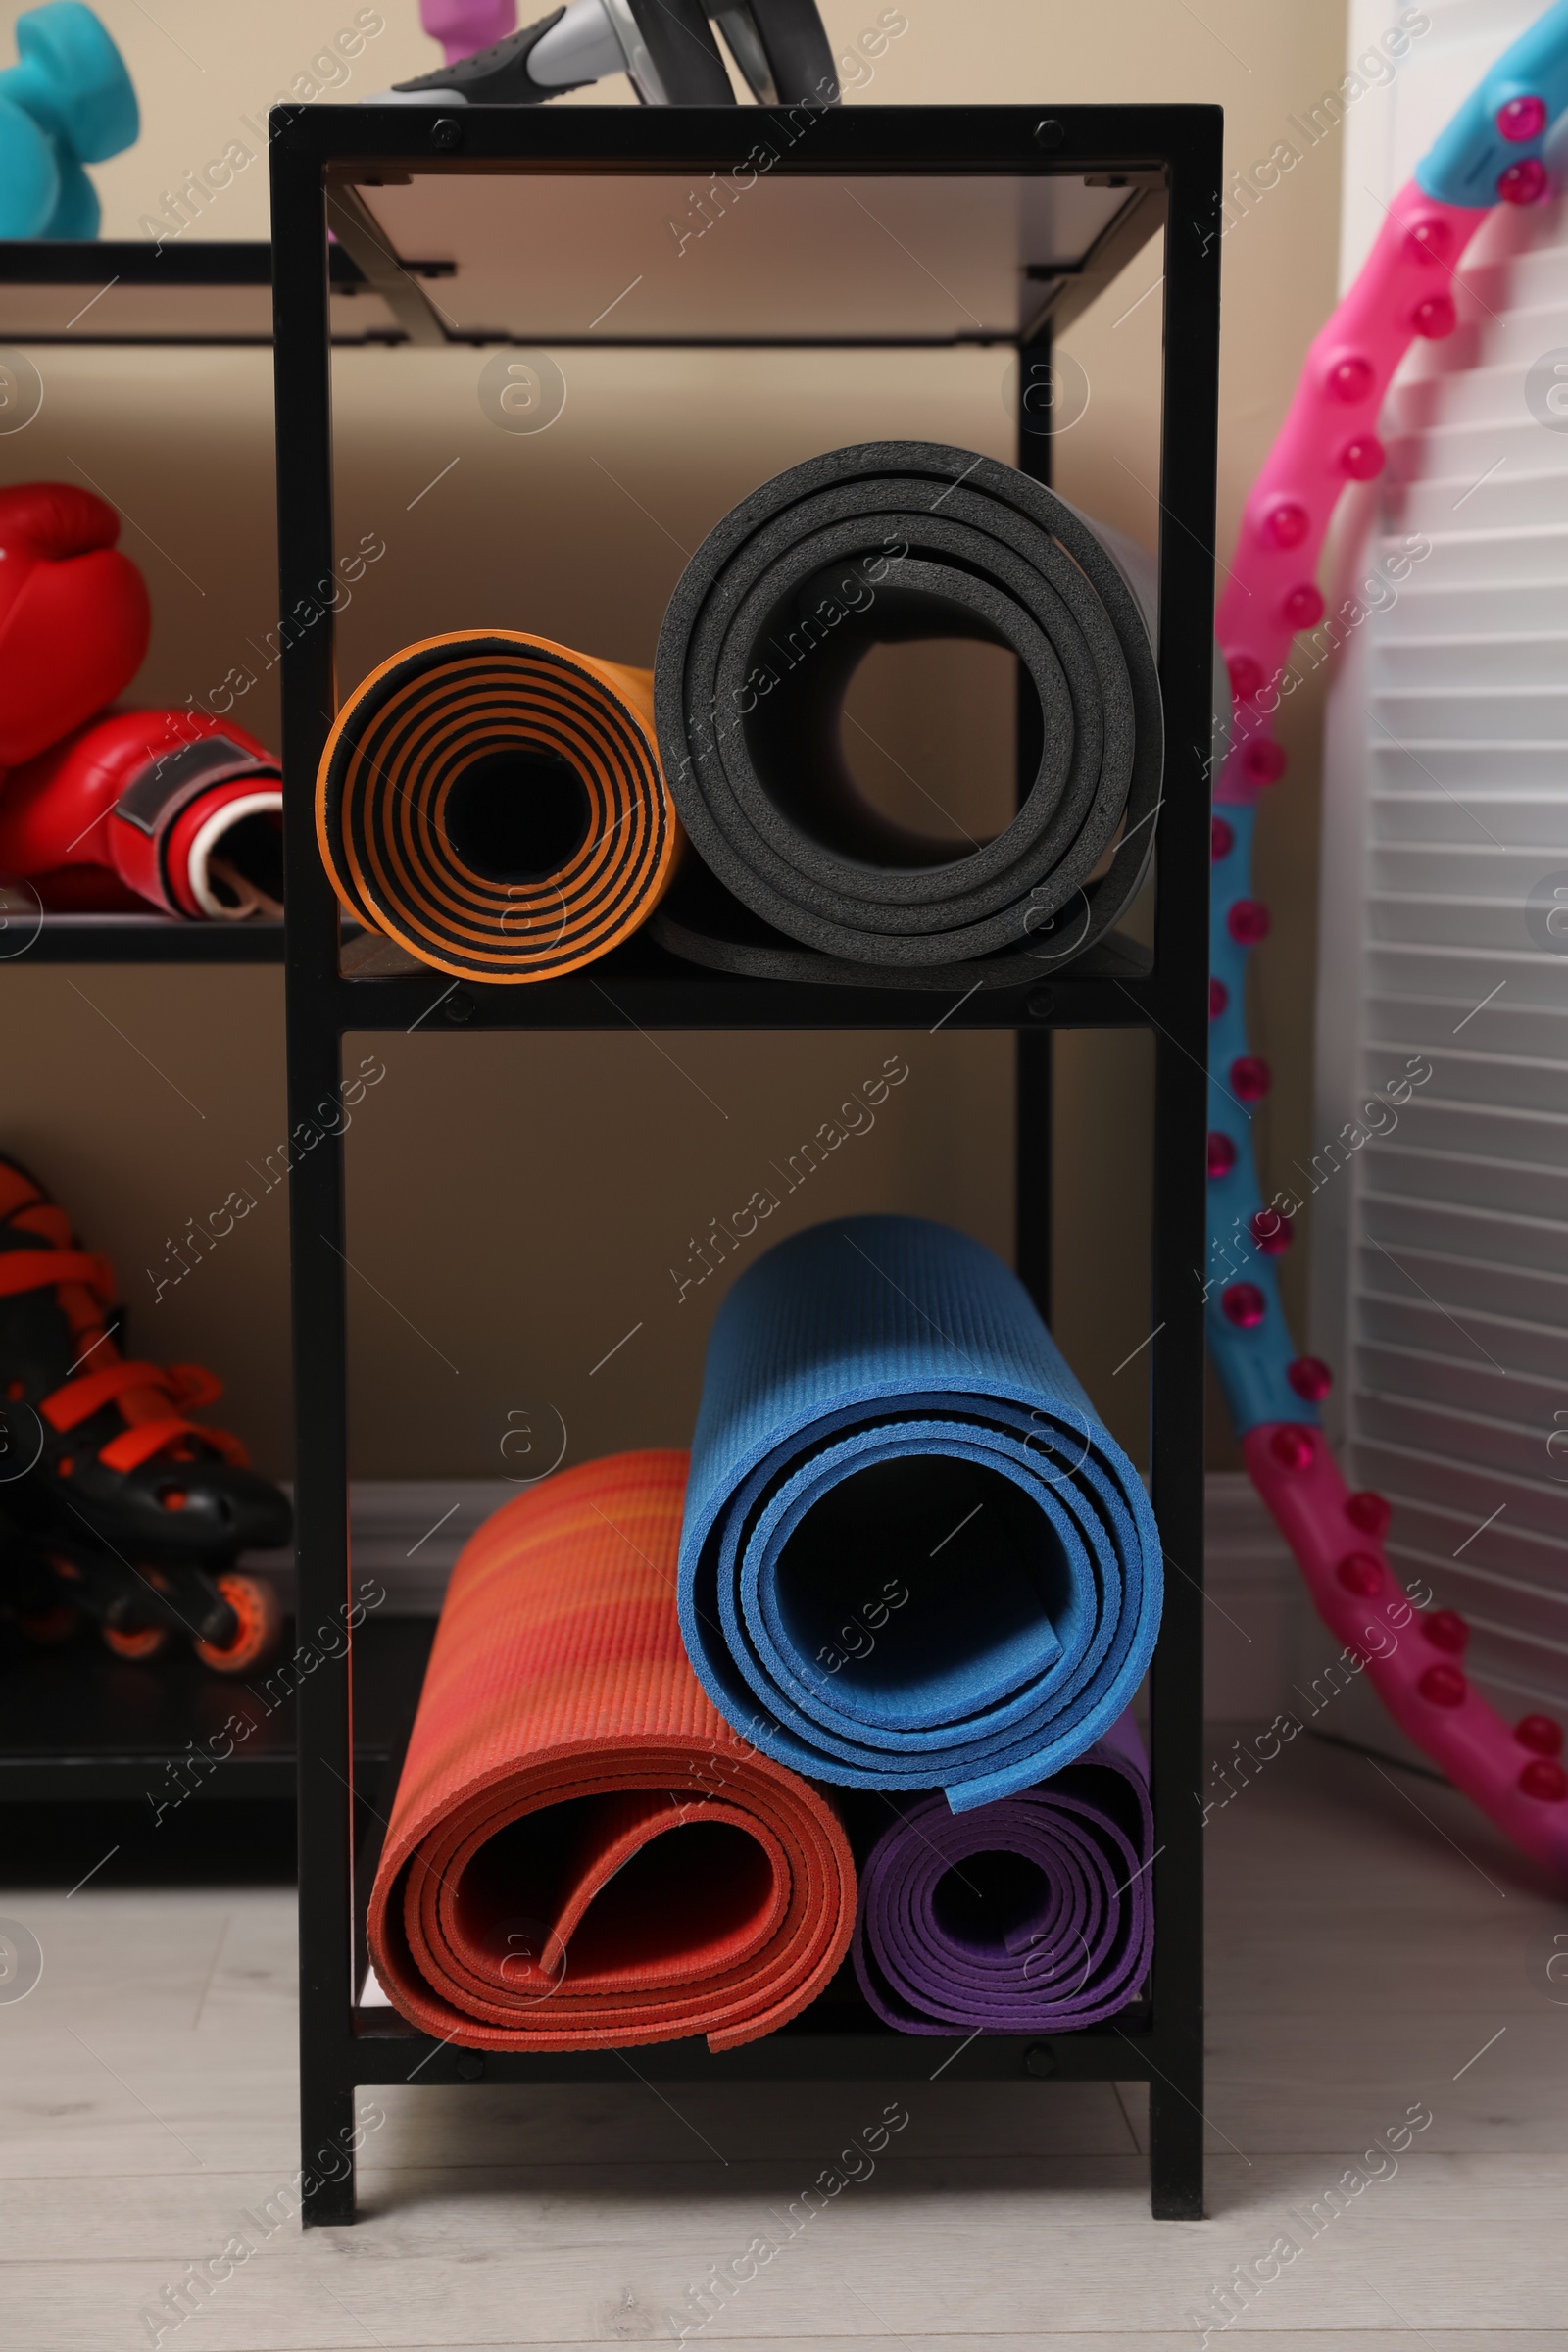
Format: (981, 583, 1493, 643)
(455, 2050, 485, 2079)
(1024, 2042, 1057, 2078)
(1026, 988, 1055, 1020)
(1033, 119, 1065, 151)
(431, 117, 465, 150)
(444, 987, 476, 1023)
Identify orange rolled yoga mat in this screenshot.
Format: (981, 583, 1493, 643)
(317, 632, 681, 982)
(367, 1450, 856, 2051)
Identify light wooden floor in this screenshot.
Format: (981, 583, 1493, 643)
(4, 1726, 1566, 2352)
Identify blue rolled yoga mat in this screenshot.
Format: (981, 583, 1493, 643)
(678, 1215, 1162, 1810)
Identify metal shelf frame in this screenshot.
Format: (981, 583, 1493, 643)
(271, 98, 1221, 2226)
(2, 913, 284, 963)
(0, 235, 442, 344)
(0, 1616, 432, 1805)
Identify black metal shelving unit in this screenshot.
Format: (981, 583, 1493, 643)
(0, 248, 295, 1784)
(271, 98, 1221, 2224)
(0, 211, 491, 1780)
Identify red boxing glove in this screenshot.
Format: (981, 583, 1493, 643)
(0, 483, 150, 764)
(0, 710, 282, 919)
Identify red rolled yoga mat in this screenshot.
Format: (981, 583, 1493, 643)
(367, 1450, 856, 2051)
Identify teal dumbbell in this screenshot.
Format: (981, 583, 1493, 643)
(0, 3, 138, 240)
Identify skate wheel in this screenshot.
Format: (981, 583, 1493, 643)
(193, 1572, 281, 1674)
(18, 1604, 78, 1645)
(103, 1621, 169, 1661)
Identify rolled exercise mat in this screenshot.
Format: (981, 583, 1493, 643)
(318, 631, 681, 982)
(678, 1215, 1163, 1810)
(366, 1449, 856, 2051)
(652, 442, 1162, 984)
(851, 1710, 1153, 2033)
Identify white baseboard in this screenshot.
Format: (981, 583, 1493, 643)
(252, 1478, 1466, 1784)
(1200, 1471, 1299, 1722)
(1212, 1476, 1446, 1776)
(250, 1472, 1308, 1725)
(241, 1482, 512, 1621)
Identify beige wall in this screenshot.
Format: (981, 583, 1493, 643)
(0, 0, 1349, 1480)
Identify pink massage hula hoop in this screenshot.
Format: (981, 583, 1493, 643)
(1208, 1, 1568, 1875)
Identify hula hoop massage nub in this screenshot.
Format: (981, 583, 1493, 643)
(317, 631, 681, 984)
(1210, 0, 1568, 1875)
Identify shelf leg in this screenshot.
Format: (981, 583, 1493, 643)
(1013, 322, 1054, 1322)
(1149, 2075, 1205, 2220)
(276, 122, 361, 2238)
(1015, 1028, 1053, 1324)
(300, 2081, 360, 2228)
(1146, 1016, 1209, 2223)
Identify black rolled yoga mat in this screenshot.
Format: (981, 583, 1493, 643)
(651, 442, 1163, 981)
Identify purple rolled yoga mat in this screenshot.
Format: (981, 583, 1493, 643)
(851, 1710, 1152, 2034)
